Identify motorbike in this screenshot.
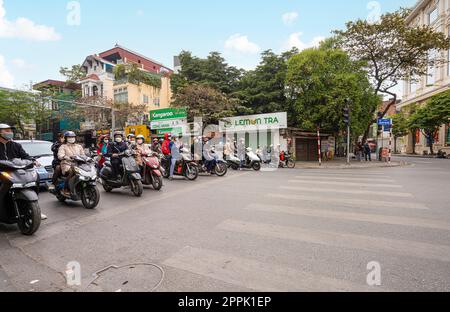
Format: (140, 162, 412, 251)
(161, 148, 199, 181)
(141, 152, 163, 191)
(226, 153, 241, 171)
(100, 150, 143, 197)
(279, 151, 296, 169)
(197, 150, 228, 177)
(0, 159, 41, 235)
(50, 155, 100, 209)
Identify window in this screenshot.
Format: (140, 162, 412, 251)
(428, 7, 438, 24)
(143, 94, 149, 104)
(427, 50, 436, 85)
(410, 79, 418, 94)
(446, 123, 450, 146)
(154, 97, 160, 107)
(415, 129, 421, 144)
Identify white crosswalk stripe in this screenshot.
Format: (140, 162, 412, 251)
(216, 220, 450, 262)
(163, 246, 379, 292)
(246, 203, 449, 230)
(280, 186, 413, 198)
(294, 176, 396, 183)
(288, 179, 403, 188)
(267, 193, 428, 210)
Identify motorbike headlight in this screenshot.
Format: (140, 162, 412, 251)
(1, 172, 12, 179)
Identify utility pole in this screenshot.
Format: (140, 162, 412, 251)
(343, 100, 351, 165)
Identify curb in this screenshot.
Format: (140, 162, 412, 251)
(292, 161, 410, 170)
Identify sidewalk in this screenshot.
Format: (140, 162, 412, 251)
(0, 265, 16, 292)
(294, 158, 408, 169)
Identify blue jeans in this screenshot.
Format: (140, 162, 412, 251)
(170, 158, 178, 177)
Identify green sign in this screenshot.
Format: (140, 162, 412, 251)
(150, 108, 187, 122)
(157, 127, 183, 135)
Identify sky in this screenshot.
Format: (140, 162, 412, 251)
(0, 0, 417, 90)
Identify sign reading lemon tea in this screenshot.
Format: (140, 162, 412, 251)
(150, 108, 187, 122)
(220, 112, 287, 132)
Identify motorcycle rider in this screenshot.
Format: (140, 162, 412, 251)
(161, 133, 171, 156)
(237, 138, 246, 170)
(97, 135, 110, 170)
(57, 131, 86, 197)
(224, 138, 233, 161)
(106, 131, 128, 181)
(134, 135, 152, 167)
(152, 138, 162, 154)
(202, 137, 216, 174)
(49, 133, 65, 190)
(169, 135, 182, 180)
(127, 134, 136, 148)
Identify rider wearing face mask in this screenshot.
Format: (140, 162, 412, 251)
(57, 131, 86, 196)
(0, 124, 32, 161)
(106, 131, 128, 180)
(48, 133, 65, 190)
(134, 135, 151, 167)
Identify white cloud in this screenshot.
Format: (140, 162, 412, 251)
(282, 12, 299, 26)
(224, 34, 260, 55)
(0, 0, 61, 41)
(0, 54, 14, 88)
(282, 32, 325, 52)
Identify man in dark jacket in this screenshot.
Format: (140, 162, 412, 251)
(106, 131, 128, 180)
(0, 124, 32, 161)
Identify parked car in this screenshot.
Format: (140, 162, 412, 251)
(16, 140, 54, 188)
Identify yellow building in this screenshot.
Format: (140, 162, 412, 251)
(399, 0, 450, 154)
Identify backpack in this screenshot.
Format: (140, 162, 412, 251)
(162, 140, 171, 155)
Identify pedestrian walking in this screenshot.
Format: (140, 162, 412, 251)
(363, 141, 372, 162)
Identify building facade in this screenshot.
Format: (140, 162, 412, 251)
(80, 44, 173, 117)
(399, 0, 450, 154)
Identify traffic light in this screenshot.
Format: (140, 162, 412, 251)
(343, 106, 350, 125)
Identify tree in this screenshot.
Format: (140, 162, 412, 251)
(285, 43, 380, 139)
(234, 49, 298, 121)
(171, 51, 244, 95)
(407, 90, 450, 155)
(59, 64, 86, 83)
(0, 89, 52, 138)
(391, 111, 409, 153)
(335, 9, 450, 140)
(114, 63, 162, 88)
(172, 83, 248, 126)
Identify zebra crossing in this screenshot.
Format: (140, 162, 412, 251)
(162, 171, 450, 291)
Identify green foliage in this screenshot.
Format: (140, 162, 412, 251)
(234, 48, 298, 122)
(285, 44, 379, 137)
(0, 89, 52, 138)
(172, 83, 249, 126)
(171, 51, 243, 95)
(114, 63, 162, 88)
(335, 9, 450, 138)
(392, 111, 409, 139)
(407, 90, 450, 154)
(59, 64, 86, 83)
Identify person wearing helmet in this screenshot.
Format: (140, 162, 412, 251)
(237, 138, 246, 170)
(48, 133, 65, 191)
(134, 135, 151, 167)
(152, 138, 162, 154)
(57, 131, 86, 196)
(106, 131, 128, 180)
(96, 135, 110, 169)
(0, 124, 32, 161)
(161, 133, 172, 156)
(127, 134, 136, 148)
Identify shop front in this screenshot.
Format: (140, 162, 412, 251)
(284, 128, 333, 162)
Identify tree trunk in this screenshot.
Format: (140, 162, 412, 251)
(394, 137, 397, 154)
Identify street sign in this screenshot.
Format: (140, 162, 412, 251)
(377, 119, 392, 127)
(150, 118, 187, 130)
(149, 108, 187, 122)
(219, 112, 287, 132)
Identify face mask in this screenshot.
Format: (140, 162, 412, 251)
(115, 138, 123, 143)
(137, 140, 144, 145)
(67, 138, 76, 144)
(104, 140, 109, 144)
(1, 132, 14, 141)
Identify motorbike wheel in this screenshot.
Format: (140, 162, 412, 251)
(230, 164, 239, 171)
(252, 162, 262, 171)
(185, 164, 199, 181)
(130, 179, 144, 197)
(161, 166, 170, 179)
(152, 174, 163, 191)
(102, 179, 113, 192)
(16, 201, 41, 236)
(287, 159, 296, 169)
(56, 193, 67, 202)
(215, 162, 228, 177)
(81, 186, 100, 209)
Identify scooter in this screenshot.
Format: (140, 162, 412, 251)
(226, 153, 241, 171)
(243, 148, 262, 171)
(197, 150, 228, 177)
(279, 151, 296, 168)
(100, 150, 143, 197)
(160, 148, 199, 181)
(141, 152, 163, 191)
(51, 155, 100, 209)
(0, 159, 41, 235)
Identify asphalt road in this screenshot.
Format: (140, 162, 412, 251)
(1, 157, 450, 292)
